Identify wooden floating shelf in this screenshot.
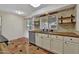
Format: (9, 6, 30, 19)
(58, 15, 75, 24)
(58, 16, 75, 20)
(59, 22, 76, 24)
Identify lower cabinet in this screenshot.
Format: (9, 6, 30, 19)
(50, 36, 64, 53)
(64, 37, 79, 54)
(42, 35, 51, 50)
(35, 33, 43, 47)
(64, 42, 79, 54)
(35, 33, 51, 50)
(35, 33, 79, 54)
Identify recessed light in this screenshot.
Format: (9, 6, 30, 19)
(15, 10, 24, 15)
(30, 4, 40, 7)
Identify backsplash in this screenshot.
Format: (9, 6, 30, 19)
(57, 22, 76, 32)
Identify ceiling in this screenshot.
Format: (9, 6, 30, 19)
(0, 4, 51, 17)
(0, 4, 76, 17)
(0, 4, 35, 16)
(30, 4, 75, 17)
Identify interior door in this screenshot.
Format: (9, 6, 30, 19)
(64, 42, 79, 54)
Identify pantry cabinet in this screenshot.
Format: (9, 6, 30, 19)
(50, 35, 64, 53)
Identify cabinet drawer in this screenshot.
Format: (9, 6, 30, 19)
(71, 38, 79, 43)
(56, 36, 64, 39)
(49, 35, 57, 39)
(37, 33, 43, 38)
(37, 33, 48, 38)
(64, 37, 79, 43)
(64, 37, 72, 42)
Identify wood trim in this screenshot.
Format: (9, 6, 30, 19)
(37, 6, 76, 17)
(59, 16, 75, 20)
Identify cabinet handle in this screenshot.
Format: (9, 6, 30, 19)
(56, 36, 57, 38)
(70, 39, 72, 40)
(65, 42, 67, 44)
(47, 35, 49, 38)
(65, 41, 69, 44)
(41, 37, 43, 39)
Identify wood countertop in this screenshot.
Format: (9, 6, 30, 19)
(30, 30, 79, 38)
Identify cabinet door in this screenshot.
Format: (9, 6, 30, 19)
(42, 35, 51, 50)
(51, 36, 64, 53)
(35, 33, 43, 47)
(64, 42, 79, 54)
(48, 16, 58, 30)
(63, 37, 79, 43)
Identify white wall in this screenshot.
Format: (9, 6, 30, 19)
(0, 12, 25, 41)
(53, 7, 76, 32)
(76, 5, 79, 31)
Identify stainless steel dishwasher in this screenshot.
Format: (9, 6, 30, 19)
(29, 31, 35, 44)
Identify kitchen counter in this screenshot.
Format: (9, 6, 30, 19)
(30, 30, 79, 38)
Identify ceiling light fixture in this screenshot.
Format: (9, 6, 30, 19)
(15, 10, 24, 15)
(30, 4, 40, 7)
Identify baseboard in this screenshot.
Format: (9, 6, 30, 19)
(9, 37, 29, 41)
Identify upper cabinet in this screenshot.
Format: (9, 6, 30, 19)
(34, 17, 40, 30)
(40, 15, 58, 31)
(40, 16, 48, 30)
(26, 18, 34, 31)
(48, 15, 58, 31)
